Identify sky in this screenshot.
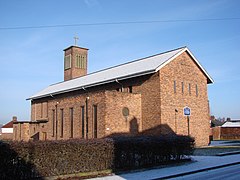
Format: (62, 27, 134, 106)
(0, 0, 239, 124)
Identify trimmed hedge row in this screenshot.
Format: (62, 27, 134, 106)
(0, 139, 114, 179)
(0, 135, 194, 179)
(112, 135, 194, 170)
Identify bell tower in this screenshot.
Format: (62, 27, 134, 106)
(63, 45, 88, 81)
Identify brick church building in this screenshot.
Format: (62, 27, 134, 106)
(13, 45, 213, 146)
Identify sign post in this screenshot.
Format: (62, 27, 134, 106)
(183, 106, 191, 136)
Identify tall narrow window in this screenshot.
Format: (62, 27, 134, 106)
(70, 108, 73, 138)
(196, 84, 198, 97)
(174, 81, 176, 94)
(81, 106, 85, 138)
(60, 109, 64, 138)
(52, 109, 55, 137)
(189, 83, 191, 95)
(93, 105, 98, 138)
(41, 103, 43, 118)
(181, 82, 184, 94)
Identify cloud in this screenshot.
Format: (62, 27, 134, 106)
(84, 0, 101, 8)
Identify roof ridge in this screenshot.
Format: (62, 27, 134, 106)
(49, 46, 186, 87)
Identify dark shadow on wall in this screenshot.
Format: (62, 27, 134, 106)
(129, 117, 139, 135)
(31, 132, 40, 141)
(108, 116, 177, 137)
(0, 140, 43, 179)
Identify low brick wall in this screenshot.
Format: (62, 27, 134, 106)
(221, 127, 240, 140)
(0, 133, 13, 140)
(212, 127, 240, 140)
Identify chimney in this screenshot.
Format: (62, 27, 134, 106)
(12, 116, 17, 122)
(63, 46, 89, 81)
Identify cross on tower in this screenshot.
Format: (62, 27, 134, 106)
(74, 36, 79, 46)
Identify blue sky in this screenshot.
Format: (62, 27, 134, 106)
(0, 0, 239, 124)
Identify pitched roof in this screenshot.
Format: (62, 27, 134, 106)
(222, 121, 240, 128)
(211, 119, 225, 127)
(28, 47, 213, 100)
(2, 121, 14, 128)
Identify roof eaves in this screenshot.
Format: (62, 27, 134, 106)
(28, 70, 155, 100)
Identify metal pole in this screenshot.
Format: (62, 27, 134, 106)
(175, 109, 178, 133)
(187, 116, 190, 136)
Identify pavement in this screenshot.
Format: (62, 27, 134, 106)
(90, 153, 240, 180)
(209, 140, 240, 147)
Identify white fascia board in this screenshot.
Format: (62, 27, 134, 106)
(185, 48, 214, 84)
(155, 47, 186, 72)
(155, 47, 214, 84)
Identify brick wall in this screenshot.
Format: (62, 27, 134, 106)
(134, 73, 161, 131)
(33, 90, 106, 140)
(64, 46, 88, 81)
(159, 51, 210, 146)
(104, 91, 142, 136)
(212, 127, 240, 140)
(25, 50, 211, 147)
(31, 101, 48, 121)
(13, 122, 30, 141)
(1, 133, 13, 140)
(221, 127, 240, 140)
(30, 89, 142, 140)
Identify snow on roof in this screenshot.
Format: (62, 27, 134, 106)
(222, 121, 240, 128)
(28, 46, 213, 100)
(231, 119, 240, 122)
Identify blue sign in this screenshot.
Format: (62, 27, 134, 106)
(184, 106, 191, 116)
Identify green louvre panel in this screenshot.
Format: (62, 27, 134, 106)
(75, 54, 86, 69)
(64, 54, 71, 70)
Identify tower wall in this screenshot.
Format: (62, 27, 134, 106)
(64, 46, 88, 81)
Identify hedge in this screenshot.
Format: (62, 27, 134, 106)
(0, 135, 194, 179)
(112, 135, 194, 170)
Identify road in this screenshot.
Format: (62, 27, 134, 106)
(172, 164, 240, 180)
